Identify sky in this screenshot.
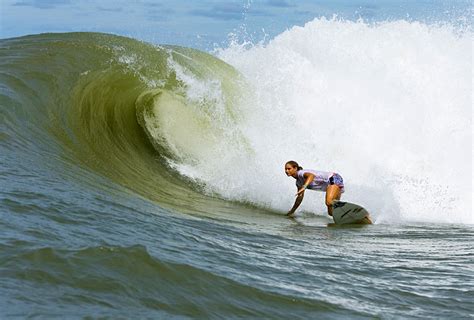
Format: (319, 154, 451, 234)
(0, 0, 471, 50)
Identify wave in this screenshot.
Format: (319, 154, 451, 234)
(0, 32, 253, 222)
(0, 19, 471, 224)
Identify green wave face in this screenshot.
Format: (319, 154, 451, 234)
(0, 32, 250, 216)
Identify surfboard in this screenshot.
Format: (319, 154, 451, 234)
(332, 201, 372, 225)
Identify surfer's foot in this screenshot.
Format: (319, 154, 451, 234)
(327, 206, 333, 216)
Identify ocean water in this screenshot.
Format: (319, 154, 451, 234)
(1, 10, 473, 320)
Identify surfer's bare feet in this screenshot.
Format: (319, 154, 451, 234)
(327, 205, 334, 216)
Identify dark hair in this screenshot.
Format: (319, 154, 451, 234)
(286, 160, 303, 171)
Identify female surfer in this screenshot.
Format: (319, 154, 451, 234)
(285, 160, 344, 217)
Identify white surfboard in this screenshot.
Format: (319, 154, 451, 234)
(332, 201, 372, 225)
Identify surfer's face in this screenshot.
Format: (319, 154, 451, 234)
(285, 164, 298, 177)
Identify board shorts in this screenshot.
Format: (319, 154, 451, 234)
(329, 173, 345, 193)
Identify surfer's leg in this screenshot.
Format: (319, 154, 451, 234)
(325, 185, 341, 216)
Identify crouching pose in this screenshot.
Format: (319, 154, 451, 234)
(285, 160, 345, 217)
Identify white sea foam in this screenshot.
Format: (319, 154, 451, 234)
(166, 18, 472, 224)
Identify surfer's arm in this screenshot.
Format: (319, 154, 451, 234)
(295, 173, 314, 196)
(287, 191, 304, 216)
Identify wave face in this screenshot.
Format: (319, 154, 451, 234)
(0, 32, 257, 220)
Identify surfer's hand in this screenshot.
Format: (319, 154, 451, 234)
(286, 211, 295, 217)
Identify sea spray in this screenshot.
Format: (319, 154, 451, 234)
(162, 18, 472, 223)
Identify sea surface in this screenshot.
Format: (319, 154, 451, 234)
(1, 15, 473, 320)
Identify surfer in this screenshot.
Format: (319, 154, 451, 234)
(285, 160, 344, 217)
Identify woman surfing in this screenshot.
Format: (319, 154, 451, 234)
(285, 160, 345, 217)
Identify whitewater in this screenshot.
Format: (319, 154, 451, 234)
(150, 18, 472, 224)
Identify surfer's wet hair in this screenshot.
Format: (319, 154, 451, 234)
(286, 160, 303, 171)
